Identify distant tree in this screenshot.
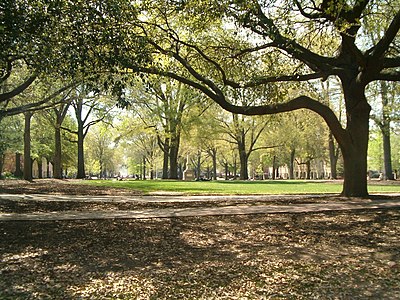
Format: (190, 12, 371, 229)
(63, 86, 115, 179)
(0, 116, 23, 177)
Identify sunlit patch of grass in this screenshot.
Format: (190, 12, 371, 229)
(75, 179, 400, 195)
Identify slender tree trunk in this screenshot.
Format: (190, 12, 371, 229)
(328, 131, 338, 179)
(38, 159, 43, 179)
(382, 129, 394, 180)
(161, 137, 169, 179)
(46, 159, 50, 178)
(143, 156, 146, 180)
(238, 140, 248, 180)
(380, 82, 394, 180)
(23, 112, 33, 181)
(224, 162, 228, 180)
(306, 161, 311, 180)
(76, 127, 85, 179)
(53, 103, 70, 179)
(196, 150, 201, 179)
(233, 154, 237, 180)
(0, 154, 4, 178)
(54, 125, 63, 179)
(212, 149, 217, 180)
(15, 152, 23, 177)
(272, 155, 276, 180)
(289, 148, 295, 179)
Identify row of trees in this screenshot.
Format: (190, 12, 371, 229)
(2, 72, 399, 185)
(1, 0, 399, 196)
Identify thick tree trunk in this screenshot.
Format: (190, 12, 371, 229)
(239, 151, 248, 180)
(169, 134, 180, 179)
(23, 112, 33, 181)
(237, 139, 248, 180)
(340, 86, 370, 197)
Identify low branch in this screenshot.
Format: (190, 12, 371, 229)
(0, 82, 76, 118)
(229, 43, 276, 59)
(0, 75, 37, 103)
(252, 145, 282, 152)
(374, 70, 400, 81)
(61, 126, 78, 135)
(238, 72, 327, 88)
(383, 57, 400, 68)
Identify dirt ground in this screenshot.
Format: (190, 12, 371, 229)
(1, 179, 399, 299)
(0, 179, 142, 196)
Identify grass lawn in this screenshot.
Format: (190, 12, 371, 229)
(77, 179, 400, 195)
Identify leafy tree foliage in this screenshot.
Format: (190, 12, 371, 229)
(120, 0, 400, 196)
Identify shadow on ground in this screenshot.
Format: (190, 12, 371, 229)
(1, 209, 399, 299)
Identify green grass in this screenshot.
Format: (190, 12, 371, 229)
(77, 179, 400, 195)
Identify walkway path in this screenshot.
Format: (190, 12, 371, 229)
(1, 194, 400, 221)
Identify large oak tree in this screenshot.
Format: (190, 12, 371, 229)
(124, 0, 399, 196)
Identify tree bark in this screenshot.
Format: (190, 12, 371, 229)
(74, 99, 86, 179)
(23, 112, 33, 181)
(272, 155, 276, 180)
(238, 144, 248, 180)
(37, 159, 43, 179)
(306, 160, 311, 180)
(0, 154, 4, 178)
(143, 156, 146, 180)
(14, 152, 23, 178)
(380, 81, 394, 180)
(382, 129, 394, 180)
(328, 131, 338, 179)
(212, 149, 217, 180)
(339, 85, 370, 197)
(160, 137, 169, 179)
(54, 125, 63, 179)
(233, 154, 237, 180)
(289, 148, 295, 179)
(169, 133, 180, 179)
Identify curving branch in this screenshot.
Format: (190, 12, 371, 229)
(240, 72, 328, 88)
(383, 57, 400, 68)
(294, 0, 322, 19)
(0, 82, 76, 118)
(249, 2, 334, 73)
(0, 60, 13, 83)
(209, 95, 349, 149)
(374, 70, 400, 81)
(0, 75, 37, 103)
